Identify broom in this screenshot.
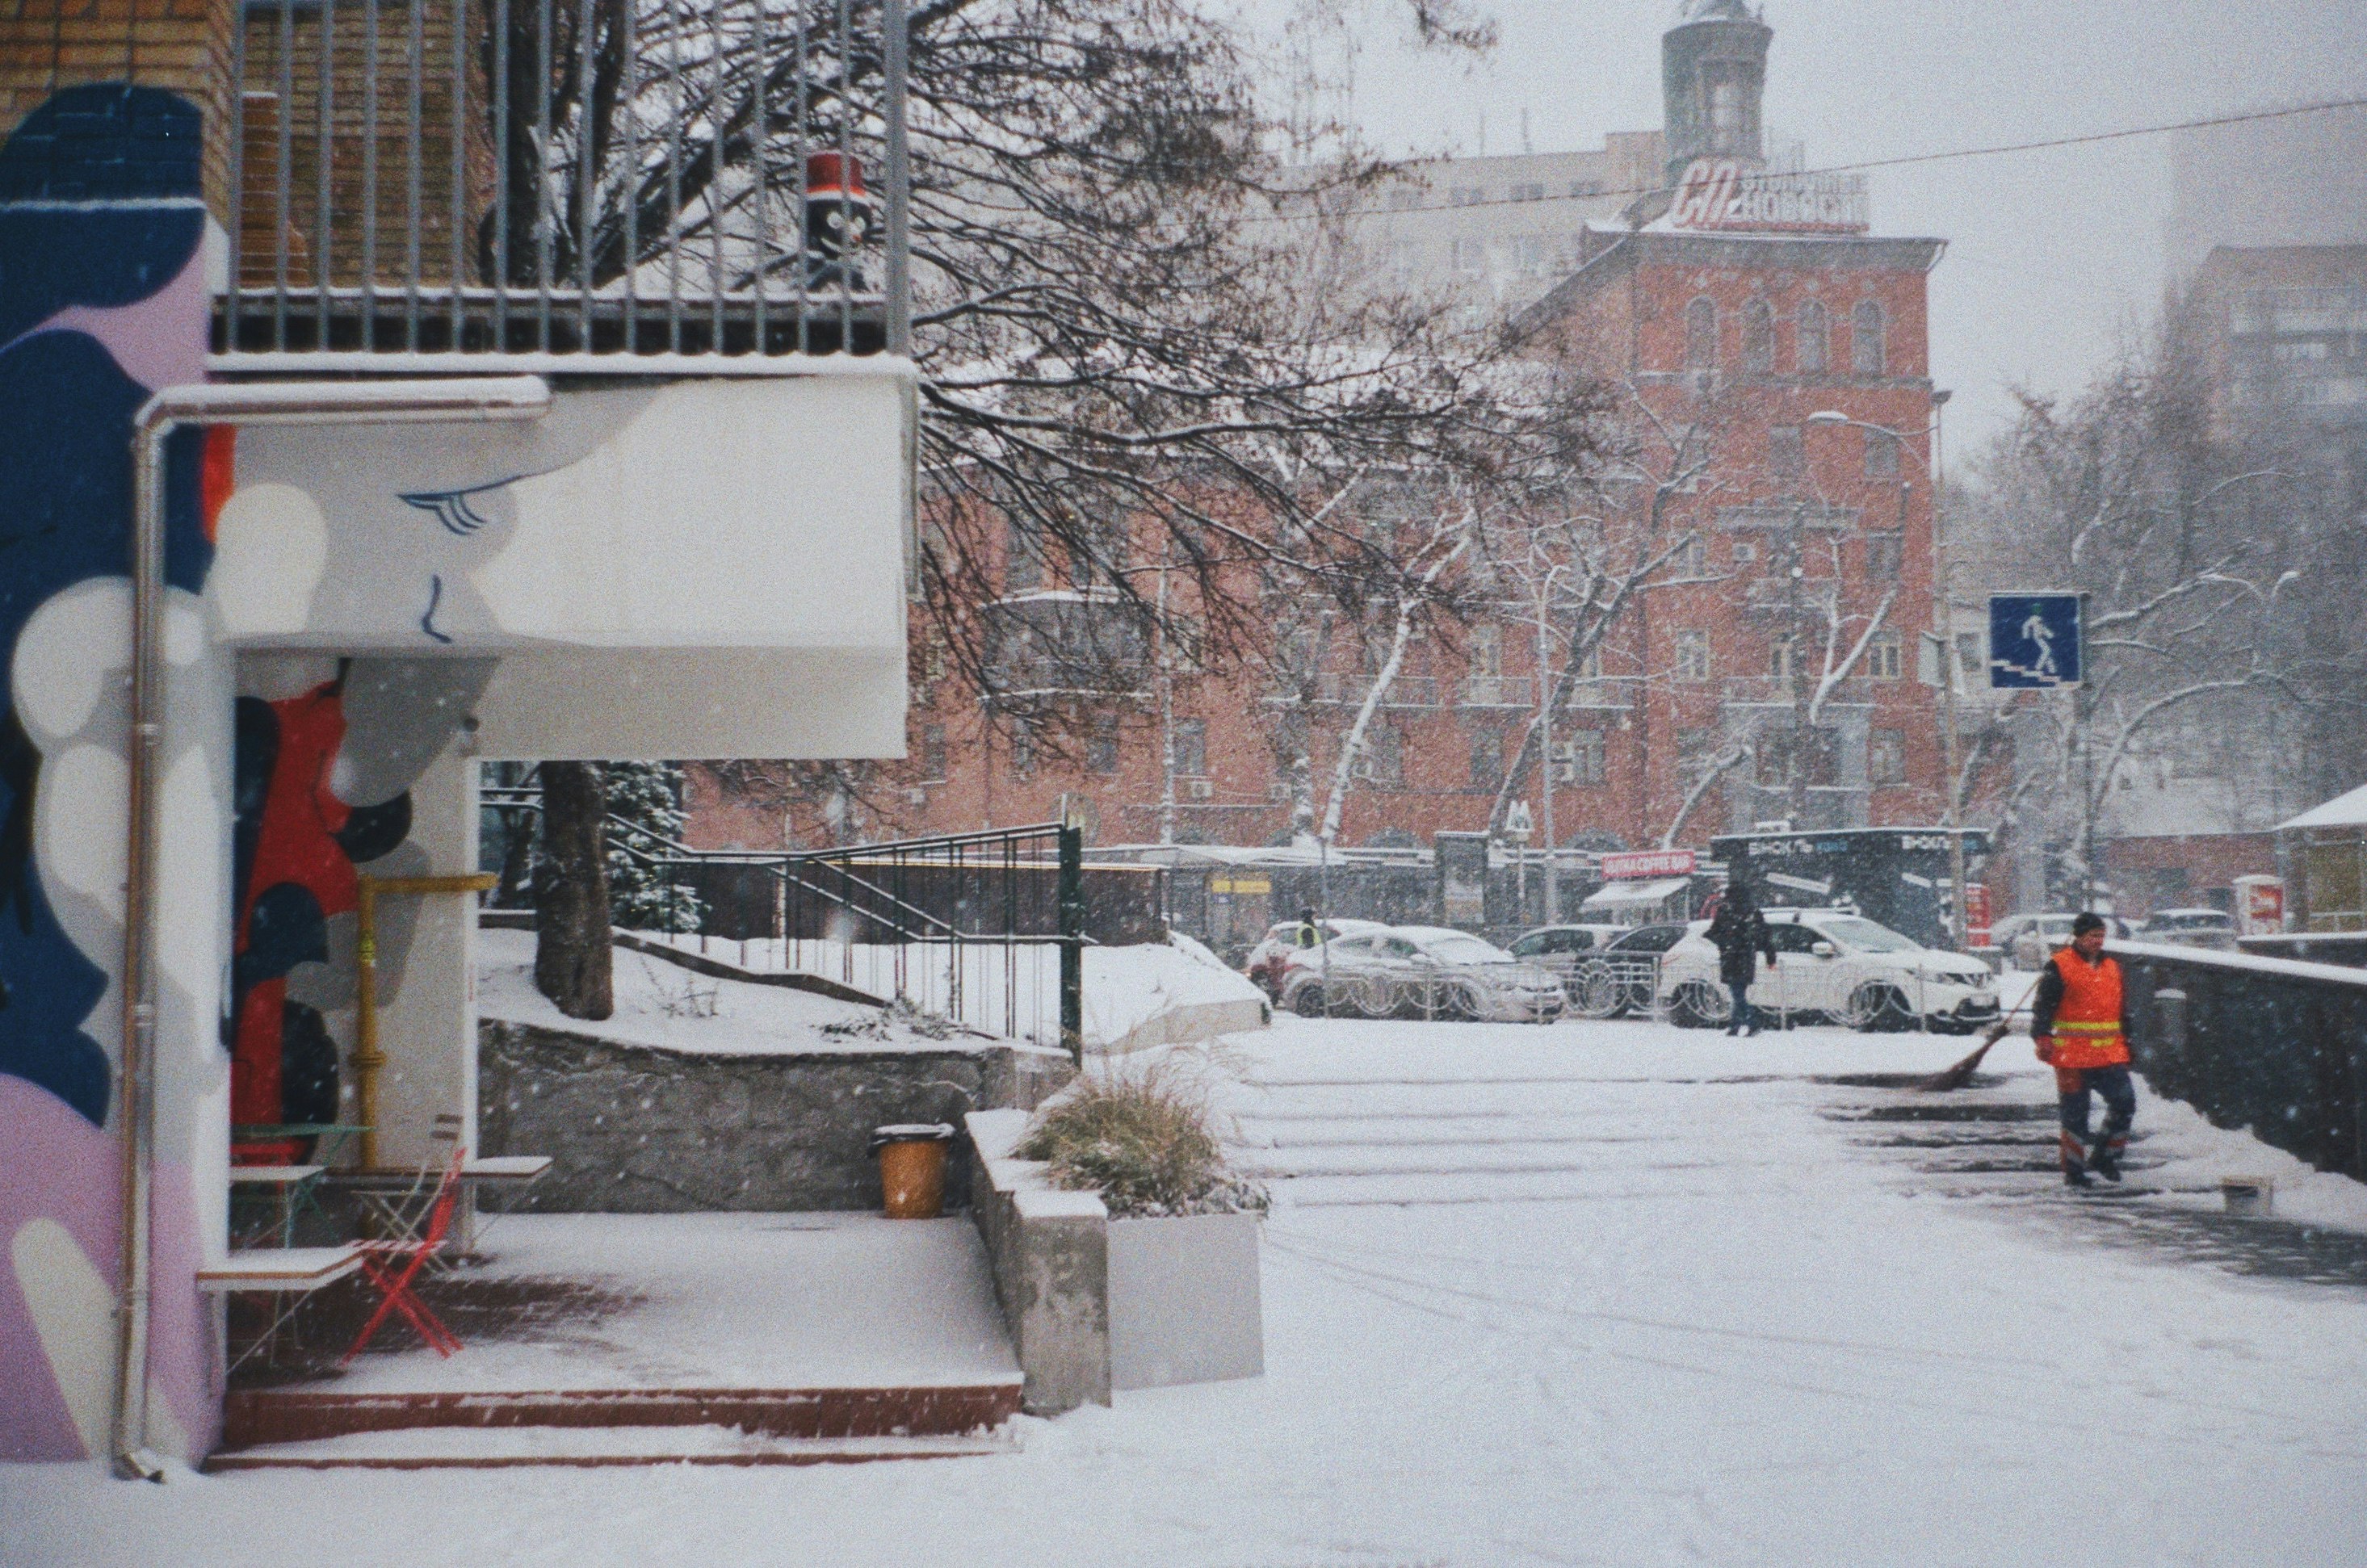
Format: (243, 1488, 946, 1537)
(1919, 1008, 2030, 1092)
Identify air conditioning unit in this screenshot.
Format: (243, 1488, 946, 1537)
(905, 786, 930, 805)
(1188, 778, 1215, 800)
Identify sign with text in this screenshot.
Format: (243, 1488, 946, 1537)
(1599, 848, 1699, 882)
(1988, 593, 2083, 689)
(1668, 159, 1870, 235)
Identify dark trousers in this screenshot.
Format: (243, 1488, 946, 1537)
(1725, 980, 1756, 1034)
(2057, 1063, 2136, 1168)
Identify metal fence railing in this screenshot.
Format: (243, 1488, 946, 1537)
(223, 0, 909, 359)
(482, 785, 1089, 1059)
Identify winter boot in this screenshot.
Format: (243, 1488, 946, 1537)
(2063, 1166, 2093, 1189)
(2088, 1135, 2126, 1184)
(2059, 1130, 2092, 1189)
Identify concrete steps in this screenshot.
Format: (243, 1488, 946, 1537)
(210, 1381, 1022, 1469)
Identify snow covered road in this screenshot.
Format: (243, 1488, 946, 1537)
(10, 1016, 2367, 1566)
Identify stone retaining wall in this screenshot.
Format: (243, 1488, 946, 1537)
(478, 1020, 1072, 1213)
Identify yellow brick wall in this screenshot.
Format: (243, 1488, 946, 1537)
(0, 0, 238, 220)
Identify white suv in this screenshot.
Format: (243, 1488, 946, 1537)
(1659, 908, 2000, 1033)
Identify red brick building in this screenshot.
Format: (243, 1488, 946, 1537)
(688, 1, 1950, 860)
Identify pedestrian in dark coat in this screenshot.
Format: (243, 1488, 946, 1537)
(1706, 887, 1777, 1037)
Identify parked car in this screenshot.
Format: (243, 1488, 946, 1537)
(2136, 908, 2239, 950)
(1279, 925, 1567, 1022)
(1242, 917, 1387, 1000)
(1658, 908, 2001, 1033)
(1505, 924, 1630, 981)
(1992, 912, 2135, 971)
(1564, 922, 1693, 1019)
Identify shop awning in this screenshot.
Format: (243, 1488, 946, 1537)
(1582, 877, 1691, 911)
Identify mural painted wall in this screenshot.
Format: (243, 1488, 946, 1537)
(0, 83, 225, 1462)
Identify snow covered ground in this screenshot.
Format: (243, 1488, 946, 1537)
(625, 929, 1266, 1052)
(11, 1016, 2365, 1566)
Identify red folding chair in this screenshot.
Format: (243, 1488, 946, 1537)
(341, 1145, 466, 1364)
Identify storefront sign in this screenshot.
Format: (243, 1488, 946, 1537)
(1210, 875, 1271, 896)
(1668, 158, 1870, 235)
(1600, 848, 1698, 881)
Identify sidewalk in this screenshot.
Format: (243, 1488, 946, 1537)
(10, 1018, 2365, 1566)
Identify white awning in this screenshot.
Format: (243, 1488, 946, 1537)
(1583, 877, 1691, 910)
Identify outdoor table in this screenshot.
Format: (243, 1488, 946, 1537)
(325, 1155, 552, 1264)
(232, 1122, 371, 1166)
(229, 1163, 325, 1248)
(199, 1243, 367, 1375)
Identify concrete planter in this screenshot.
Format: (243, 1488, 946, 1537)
(1108, 1211, 1263, 1391)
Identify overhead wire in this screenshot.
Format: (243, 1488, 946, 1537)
(1259, 96, 2367, 224)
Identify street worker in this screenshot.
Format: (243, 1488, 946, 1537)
(1295, 906, 1320, 949)
(1706, 883, 1777, 1038)
(2029, 911, 2136, 1188)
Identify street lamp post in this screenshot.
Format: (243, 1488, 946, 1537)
(1806, 397, 1966, 949)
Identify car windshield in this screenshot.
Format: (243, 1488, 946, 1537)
(1818, 916, 1920, 954)
(1423, 935, 1514, 964)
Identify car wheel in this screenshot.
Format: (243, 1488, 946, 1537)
(1844, 981, 1915, 1033)
(1291, 983, 1328, 1018)
(1442, 984, 1481, 1022)
(1669, 979, 1731, 1030)
(1571, 962, 1625, 1021)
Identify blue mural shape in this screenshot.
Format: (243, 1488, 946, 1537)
(0, 86, 212, 1126)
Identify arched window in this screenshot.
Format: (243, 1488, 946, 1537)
(1740, 298, 1774, 374)
(1684, 296, 1718, 371)
(1797, 300, 1828, 375)
(1851, 300, 1886, 376)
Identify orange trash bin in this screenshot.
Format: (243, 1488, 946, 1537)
(871, 1123, 957, 1219)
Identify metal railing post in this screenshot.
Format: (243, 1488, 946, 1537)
(1058, 823, 1084, 1064)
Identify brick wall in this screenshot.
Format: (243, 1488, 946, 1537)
(1, 0, 237, 220)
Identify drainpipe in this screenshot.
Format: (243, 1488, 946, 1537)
(112, 376, 548, 1479)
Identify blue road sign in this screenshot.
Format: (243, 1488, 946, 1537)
(1988, 593, 2082, 688)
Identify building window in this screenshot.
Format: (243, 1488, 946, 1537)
(1469, 729, 1505, 790)
(1450, 187, 1487, 206)
(1352, 722, 1404, 788)
(1741, 298, 1774, 374)
(1684, 296, 1718, 371)
(1510, 181, 1545, 202)
(918, 723, 948, 782)
(1469, 621, 1503, 677)
(1451, 237, 1485, 275)
(1769, 633, 1799, 683)
(1732, 540, 1757, 563)
(1005, 516, 1043, 592)
(1865, 532, 1903, 581)
(1797, 300, 1828, 375)
(1569, 178, 1604, 197)
(1552, 729, 1606, 785)
(1675, 630, 1710, 681)
(1086, 716, 1120, 775)
(1863, 427, 1901, 478)
(1851, 300, 1886, 375)
(1759, 728, 1840, 789)
(1866, 631, 1903, 680)
(1171, 718, 1207, 778)
(1768, 424, 1805, 477)
(1869, 727, 1907, 785)
(1009, 723, 1035, 779)
(1672, 535, 1708, 576)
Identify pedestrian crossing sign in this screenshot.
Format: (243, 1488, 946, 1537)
(1987, 593, 2082, 689)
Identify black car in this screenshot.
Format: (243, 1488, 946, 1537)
(1566, 922, 1693, 1019)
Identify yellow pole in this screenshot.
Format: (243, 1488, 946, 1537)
(352, 872, 499, 1169)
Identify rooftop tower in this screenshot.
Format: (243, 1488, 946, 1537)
(1662, 0, 1773, 182)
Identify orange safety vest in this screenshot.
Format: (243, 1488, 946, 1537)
(2045, 949, 2130, 1070)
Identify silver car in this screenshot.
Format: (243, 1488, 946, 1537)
(1282, 926, 1567, 1022)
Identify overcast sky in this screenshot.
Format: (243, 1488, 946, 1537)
(1331, 0, 2367, 459)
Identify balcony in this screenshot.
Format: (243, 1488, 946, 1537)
(220, 0, 906, 365)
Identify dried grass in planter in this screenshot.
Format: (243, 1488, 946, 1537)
(1016, 1060, 1270, 1219)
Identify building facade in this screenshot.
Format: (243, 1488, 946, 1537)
(687, 1, 1948, 869)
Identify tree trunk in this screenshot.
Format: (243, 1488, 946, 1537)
(535, 761, 614, 1020)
